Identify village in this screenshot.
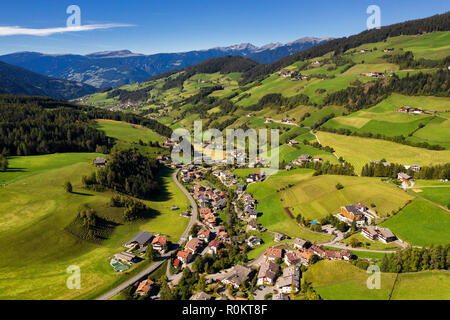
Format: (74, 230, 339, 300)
(107, 142, 410, 301)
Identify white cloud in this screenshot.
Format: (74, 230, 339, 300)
(0, 24, 134, 36)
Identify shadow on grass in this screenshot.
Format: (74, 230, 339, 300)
(149, 167, 173, 203)
(5, 167, 26, 173)
(72, 191, 95, 197)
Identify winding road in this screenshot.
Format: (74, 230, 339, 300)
(96, 168, 198, 300)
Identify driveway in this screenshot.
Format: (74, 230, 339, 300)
(252, 286, 274, 300)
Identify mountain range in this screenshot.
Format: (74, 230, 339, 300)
(0, 61, 96, 100)
(0, 37, 331, 88)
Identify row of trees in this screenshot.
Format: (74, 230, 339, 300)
(380, 245, 450, 273)
(298, 160, 356, 176)
(361, 162, 450, 180)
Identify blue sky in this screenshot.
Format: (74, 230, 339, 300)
(0, 0, 448, 55)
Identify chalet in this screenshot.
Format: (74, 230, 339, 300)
(361, 226, 397, 243)
(360, 48, 369, 53)
(398, 172, 412, 182)
(222, 264, 253, 289)
(410, 164, 422, 172)
(293, 238, 311, 250)
(265, 247, 283, 261)
(197, 228, 212, 242)
(113, 252, 139, 265)
(313, 156, 323, 163)
(176, 250, 193, 264)
(324, 249, 352, 261)
(399, 106, 411, 113)
(203, 213, 217, 227)
(207, 239, 221, 255)
(247, 220, 258, 231)
(295, 248, 314, 262)
(274, 233, 287, 242)
(199, 208, 212, 216)
(365, 72, 384, 78)
(277, 265, 300, 293)
(340, 203, 369, 223)
(151, 235, 168, 253)
(284, 252, 301, 266)
(170, 205, 179, 211)
(124, 232, 154, 249)
(190, 292, 211, 300)
(383, 48, 394, 52)
(245, 206, 258, 219)
(185, 238, 203, 255)
(311, 245, 327, 258)
(212, 198, 227, 211)
(93, 157, 107, 168)
(247, 236, 262, 247)
(288, 140, 300, 146)
(257, 261, 279, 286)
(135, 279, 155, 296)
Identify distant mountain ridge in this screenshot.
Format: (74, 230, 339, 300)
(0, 37, 331, 88)
(0, 61, 96, 100)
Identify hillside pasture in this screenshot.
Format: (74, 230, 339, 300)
(95, 119, 163, 143)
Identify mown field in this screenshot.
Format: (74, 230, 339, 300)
(412, 183, 450, 207)
(305, 260, 450, 300)
(0, 153, 189, 300)
(381, 199, 450, 247)
(246, 169, 333, 243)
(322, 94, 450, 148)
(316, 131, 450, 173)
(95, 119, 163, 143)
(280, 175, 413, 220)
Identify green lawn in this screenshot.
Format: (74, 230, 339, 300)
(95, 119, 163, 143)
(0, 154, 189, 300)
(391, 271, 450, 300)
(381, 199, 450, 246)
(412, 184, 450, 207)
(341, 233, 401, 251)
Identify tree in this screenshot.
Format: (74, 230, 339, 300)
(0, 154, 8, 172)
(335, 183, 344, 190)
(349, 237, 362, 248)
(64, 181, 73, 193)
(146, 246, 159, 263)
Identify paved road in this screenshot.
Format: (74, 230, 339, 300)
(96, 168, 199, 300)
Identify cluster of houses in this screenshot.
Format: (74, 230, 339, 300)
(278, 70, 309, 81)
(194, 184, 227, 227)
(398, 106, 425, 115)
(213, 169, 240, 186)
(263, 238, 352, 270)
(281, 118, 296, 125)
(370, 160, 422, 174)
(180, 165, 203, 183)
(112, 232, 168, 268)
(291, 154, 323, 165)
(246, 170, 266, 184)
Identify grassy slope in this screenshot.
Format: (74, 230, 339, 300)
(95, 119, 163, 143)
(0, 154, 188, 300)
(304, 260, 450, 300)
(247, 169, 333, 243)
(281, 175, 413, 220)
(381, 199, 450, 246)
(316, 131, 450, 173)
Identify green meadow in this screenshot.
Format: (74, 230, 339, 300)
(247, 169, 333, 243)
(304, 260, 450, 300)
(95, 119, 163, 143)
(280, 175, 413, 220)
(381, 199, 450, 247)
(412, 183, 450, 207)
(0, 154, 189, 300)
(316, 131, 450, 173)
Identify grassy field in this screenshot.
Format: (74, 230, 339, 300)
(247, 169, 333, 243)
(0, 154, 189, 300)
(95, 119, 163, 144)
(280, 175, 413, 220)
(304, 260, 450, 300)
(411, 183, 450, 207)
(381, 199, 450, 246)
(322, 94, 450, 147)
(316, 131, 450, 173)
